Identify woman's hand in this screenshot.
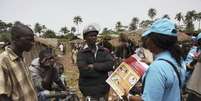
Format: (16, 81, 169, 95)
(141, 58, 151, 65)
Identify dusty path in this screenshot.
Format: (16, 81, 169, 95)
(57, 49, 83, 100)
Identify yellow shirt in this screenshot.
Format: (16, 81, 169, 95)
(0, 47, 38, 101)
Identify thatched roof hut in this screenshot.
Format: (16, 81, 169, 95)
(177, 32, 192, 42)
(109, 31, 142, 47)
(23, 37, 58, 67)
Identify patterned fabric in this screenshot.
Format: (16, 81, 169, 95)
(29, 58, 46, 91)
(0, 47, 37, 101)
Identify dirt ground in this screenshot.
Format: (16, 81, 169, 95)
(56, 48, 84, 100)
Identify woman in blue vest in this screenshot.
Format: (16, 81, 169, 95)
(126, 18, 186, 101)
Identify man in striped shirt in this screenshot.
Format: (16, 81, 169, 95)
(0, 22, 38, 101)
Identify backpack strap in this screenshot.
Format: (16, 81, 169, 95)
(158, 59, 181, 88)
(142, 59, 182, 93)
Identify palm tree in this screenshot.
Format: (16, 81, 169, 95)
(148, 8, 157, 21)
(175, 12, 183, 26)
(129, 17, 139, 31)
(195, 12, 201, 30)
(6, 23, 13, 28)
(115, 21, 123, 32)
(162, 14, 170, 19)
(102, 27, 109, 35)
(34, 23, 42, 36)
(43, 29, 56, 38)
(73, 16, 83, 34)
(184, 10, 196, 32)
(0, 20, 7, 32)
(41, 25, 47, 34)
(60, 26, 69, 35)
(140, 20, 153, 29)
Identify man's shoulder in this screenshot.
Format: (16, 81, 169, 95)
(78, 45, 110, 53)
(98, 46, 110, 53)
(0, 51, 13, 70)
(29, 58, 40, 70)
(0, 50, 8, 57)
(78, 48, 88, 53)
(30, 58, 39, 66)
(0, 51, 10, 63)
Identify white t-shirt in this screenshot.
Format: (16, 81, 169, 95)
(59, 44, 64, 52)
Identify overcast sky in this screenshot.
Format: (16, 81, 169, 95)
(0, 0, 201, 33)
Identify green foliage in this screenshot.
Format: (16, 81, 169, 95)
(175, 12, 183, 25)
(129, 17, 139, 31)
(148, 8, 157, 20)
(184, 10, 197, 32)
(0, 32, 11, 42)
(100, 27, 119, 35)
(162, 14, 170, 19)
(101, 27, 110, 35)
(73, 16, 83, 25)
(0, 20, 13, 32)
(70, 27, 76, 34)
(195, 12, 201, 30)
(73, 16, 83, 34)
(57, 33, 78, 40)
(66, 33, 79, 40)
(60, 26, 70, 35)
(140, 20, 153, 29)
(34, 23, 42, 33)
(43, 29, 56, 38)
(34, 23, 47, 36)
(115, 21, 125, 32)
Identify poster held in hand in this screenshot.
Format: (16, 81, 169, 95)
(106, 54, 149, 98)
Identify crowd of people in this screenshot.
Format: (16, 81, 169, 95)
(0, 22, 77, 101)
(0, 18, 201, 101)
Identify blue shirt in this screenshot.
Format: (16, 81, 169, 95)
(141, 51, 186, 101)
(185, 46, 200, 65)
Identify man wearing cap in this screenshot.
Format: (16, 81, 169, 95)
(77, 25, 114, 101)
(125, 18, 186, 101)
(0, 22, 38, 101)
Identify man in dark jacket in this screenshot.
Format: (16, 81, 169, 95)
(77, 25, 114, 101)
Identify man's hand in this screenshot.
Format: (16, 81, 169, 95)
(42, 90, 50, 96)
(122, 88, 129, 101)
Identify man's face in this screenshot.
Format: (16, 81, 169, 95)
(19, 34, 34, 51)
(85, 31, 98, 45)
(15, 30, 34, 52)
(40, 55, 55, 68)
